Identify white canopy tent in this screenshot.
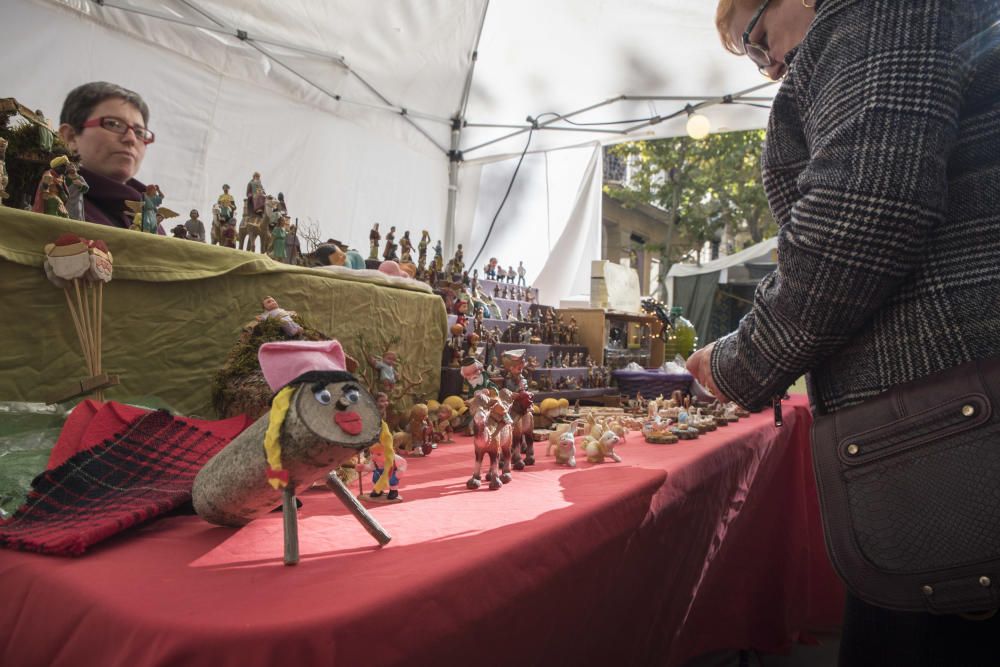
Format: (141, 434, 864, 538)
(1, 0, 773, 304)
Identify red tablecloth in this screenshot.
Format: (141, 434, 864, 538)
(0, 395, 842, 666)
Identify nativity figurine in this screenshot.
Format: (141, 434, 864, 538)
(257, 295, 304, 337)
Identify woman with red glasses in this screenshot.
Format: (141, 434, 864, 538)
(56, 81, 162, 233)
(688, 0, 1000, 664)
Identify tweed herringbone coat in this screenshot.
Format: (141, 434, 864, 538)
(711, 0, 1000, 414)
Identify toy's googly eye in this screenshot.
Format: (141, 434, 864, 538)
(314, 388, 333, 405)
(337, 387, 361, 409)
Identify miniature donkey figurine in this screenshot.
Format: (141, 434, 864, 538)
(193, 340, 389, 565)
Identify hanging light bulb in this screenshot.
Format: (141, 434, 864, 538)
(686, 109, 711, 140)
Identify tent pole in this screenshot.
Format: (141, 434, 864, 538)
(445, 0, 491, 257)
(445, 120, 462, 258)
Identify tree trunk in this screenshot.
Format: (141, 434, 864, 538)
(747, 204, 764, 244)
(659, 141, 689, 281)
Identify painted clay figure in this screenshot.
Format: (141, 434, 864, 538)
(270, 219, 288, 261)
(217, 184, 236, 225)
(286, 223, 301, 264)
(399, 231, 413, 264)
(501, 349, 529, 392)
(42, 180, 69, 218)
(361, 437, 407, 502)
(395, 403, 437, 457)
(460, 356, 494, 395)
(369, 223, 381, 259)
(517, 261, 527, 286)
(32, 155, 70, 213)
(418, 230, 430, 267)
(466, 389, 514, 490)
(62, 162, 89, 221)
(368, 350, 399, 392)
(429, 240, 441, 273)
(246, 172, 266, 216)
(383, 226, 397, 261)
(221, 220, 237, 248)
(583, 429, 623, 463)
(547, 428, 577, 467)
(141, 184, 164, 234)
(257, 295, 303, 337)
(434, 404, 455, 443)
(505, 388, 535, 470)
(184, 209, 206, 242)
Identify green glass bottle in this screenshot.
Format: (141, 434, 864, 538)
(670, 306, 697, 360)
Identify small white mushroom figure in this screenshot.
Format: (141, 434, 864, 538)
(192, 340, 387, 565)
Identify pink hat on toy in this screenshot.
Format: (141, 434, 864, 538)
(378, 260, 406, 278)
(258, 340, 351, 392)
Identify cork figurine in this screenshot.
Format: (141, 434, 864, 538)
(192, 340, 389, 565)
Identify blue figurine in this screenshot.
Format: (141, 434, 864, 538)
(141, 184, 164, 234)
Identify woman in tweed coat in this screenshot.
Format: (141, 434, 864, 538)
(692, 0, 1000, 663)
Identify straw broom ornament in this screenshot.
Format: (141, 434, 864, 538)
(43, 233, 119, 403)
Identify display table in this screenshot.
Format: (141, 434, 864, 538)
(0, 395, 843, 666)
(0, 209, 447, 415)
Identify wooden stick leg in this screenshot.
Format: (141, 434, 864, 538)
(282, 486, 299, 566)
(326, 472, 392, 546)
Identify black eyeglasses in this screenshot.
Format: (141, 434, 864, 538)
(81, 116, 156, 144)
(742, 0, 778, 78)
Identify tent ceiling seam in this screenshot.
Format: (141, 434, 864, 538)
(175, 0, 345, 65)
(461, 83, 777, 156)
(84, 0, 451, 153)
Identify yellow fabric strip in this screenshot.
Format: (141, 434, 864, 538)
(264, 386, 295, 489)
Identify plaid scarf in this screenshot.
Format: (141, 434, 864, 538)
(0, 409, 235, 556)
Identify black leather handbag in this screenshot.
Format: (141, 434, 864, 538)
(810, 357, 1000, 614)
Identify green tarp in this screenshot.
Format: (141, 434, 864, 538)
(0, 208, 447, 417)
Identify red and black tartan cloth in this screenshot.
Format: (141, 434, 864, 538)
(0, 409, 234, 556)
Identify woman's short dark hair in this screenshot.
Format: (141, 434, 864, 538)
(59, 81, 150, 130)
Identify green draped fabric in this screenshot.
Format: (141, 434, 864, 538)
(0, 208, 446, 417)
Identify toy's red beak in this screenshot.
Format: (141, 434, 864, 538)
(335, 411, 363, 435)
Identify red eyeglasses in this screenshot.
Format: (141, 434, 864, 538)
(81, 116, 156, 145)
